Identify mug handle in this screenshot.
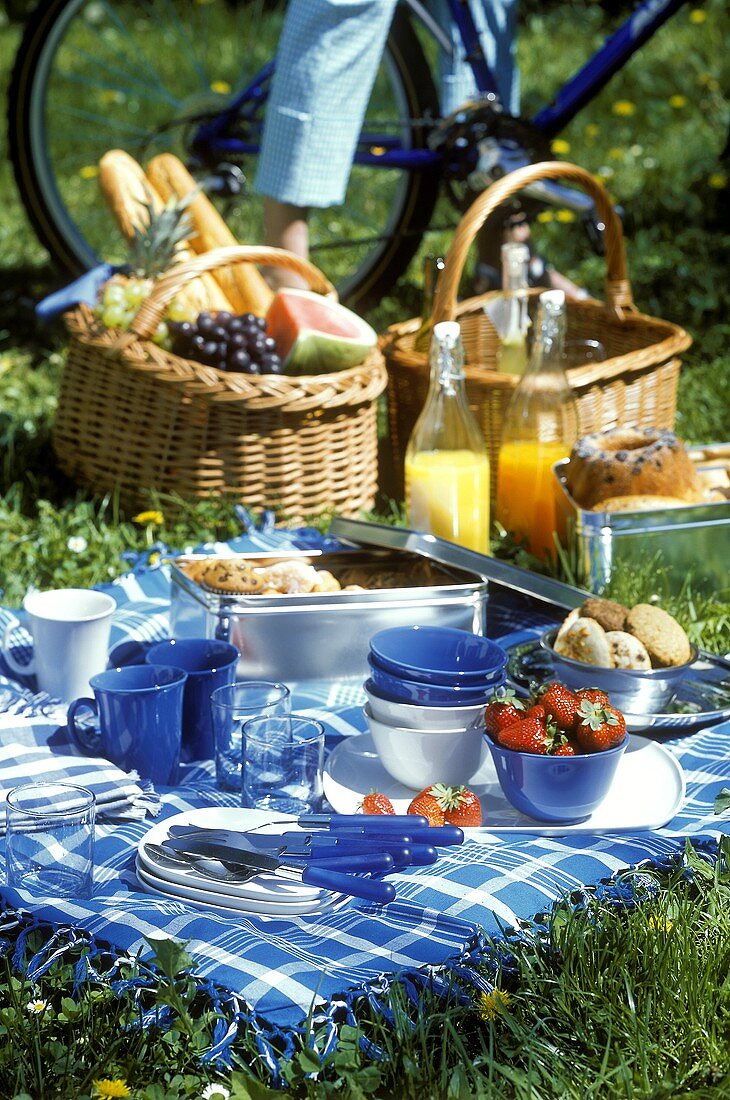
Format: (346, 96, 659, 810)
(67, 697, 102, 755)
(2, 616, 36, 678)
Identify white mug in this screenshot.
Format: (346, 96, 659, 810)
(3, 588, 116, 702)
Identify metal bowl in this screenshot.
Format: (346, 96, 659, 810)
(540, 628, 698, 715)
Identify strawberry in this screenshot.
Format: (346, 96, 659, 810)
(360, 790, 396, 816)
(484, 688, 525, 738)
(497, 715, 553, 754)
(408, 787, 445, 827)
(553, 739, 580, 756)
(538, 682, 579, 731)
(525, 703, 547, 722)
(575, 687, 610, 708)
(574, 699, 627, 753)
(408, 784, 482, 827)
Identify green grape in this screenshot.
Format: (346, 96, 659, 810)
(152, 321, 170, 347)
(102, 305, 127, 328)
(167, 296, 196, 323)
(125, 278, 153, 307)
(102, 282, 126, 307)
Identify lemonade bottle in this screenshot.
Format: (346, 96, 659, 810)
(495, 290, 578, 560)
(497, 242, 530, 375)
(405, 321, 490, 554)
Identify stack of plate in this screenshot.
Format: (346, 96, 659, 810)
(136, 808, 348, 917)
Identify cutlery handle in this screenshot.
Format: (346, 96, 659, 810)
(334, 825, 464, 846)
(307, 852, 394, 873)
(298, 813, 429, 831)
(404, 844, 438, 866)
(300, 864, 395, 903)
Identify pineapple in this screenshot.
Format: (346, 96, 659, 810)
(96, 191, 198, 339)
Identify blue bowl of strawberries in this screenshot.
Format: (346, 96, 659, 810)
(484, 683, 629, 823)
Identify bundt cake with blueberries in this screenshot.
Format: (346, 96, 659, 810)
(564, 427, 704, 510)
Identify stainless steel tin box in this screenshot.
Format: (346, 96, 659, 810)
(169, 548, 489, 682)
(554, 458, 730, 594)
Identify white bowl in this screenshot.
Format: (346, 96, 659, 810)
(364, 680, 485, 732)
(363, 705, 484, 790)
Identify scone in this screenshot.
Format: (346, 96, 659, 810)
(554, 608, 581, 649)
(200, 559, 266, 593)
(605, 630, 651, 670)
(625, 603, 692, 668)
(580, 596, 628, 633)
(553, 616, 614, 668)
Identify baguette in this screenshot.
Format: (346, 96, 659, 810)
(98, 150, 233, 314)
(146, 153, 273, 316)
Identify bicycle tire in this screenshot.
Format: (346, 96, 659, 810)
(9, 0, 441, 310)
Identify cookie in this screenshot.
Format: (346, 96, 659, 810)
(257, 560, 320, 594)
(553, 616, 614, 668)
(554, 608, 581, 650)
(580, 596, 628, 633)
(310, 569, 342, 593)
(182, 558, 214, 584)
(200, 559, 266, 594)
(605, 630, 651, 671)
(625, 603, 692, 668)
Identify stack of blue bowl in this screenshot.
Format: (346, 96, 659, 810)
(366, 625, 507, 709)
(363, 626, 508, 788)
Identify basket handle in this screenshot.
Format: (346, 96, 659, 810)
(432, 161, 635, 324)
(129, 245, 337, 339)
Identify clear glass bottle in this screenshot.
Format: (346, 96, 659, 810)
(405, 320, 490, 553)
(497, 242, 530, 375)
(413, 253, 446, 354)
(495, 289, 579, 560)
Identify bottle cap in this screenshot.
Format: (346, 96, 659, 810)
(538, 289, 566, 310)
(433, 321, 461, 346)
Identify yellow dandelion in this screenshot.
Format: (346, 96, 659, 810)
(550, 138, 571, 156)
(669, 94, 687, 109)
(210, 80, 231, 95)
(536, 210, 553, 223)
(612, 100, 636, 117)
(708, 172, 727, 189)
(689, 8, 707, 22)
(555, 209, 575, 223)
(132, 510, 164, 525)
(79, 165, 99, 180)
(647, 915, 673, 932)
(608, 147, 624, 160)
(585, 123, 599, 138)
(93, 1081, 131, 1099)
(478, 989, 512, 1021)
(148, 551, 161, 566)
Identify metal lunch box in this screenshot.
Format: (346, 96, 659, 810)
(553, 446, 730, 594)
(169, 548, 489, 683)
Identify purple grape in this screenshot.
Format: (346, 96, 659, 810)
(229, 332, 248, 350)
(211, 325, 228, 341)
(178, 321, 194, 339)
(242, 312, 257, 325)
(201, 340, 218, 359)
(228, 317, 246, 334)
(247, 362, 261, 375)
(228, 349, 251, 372)
(262, 336, 277, 352)
(191, 334, 206, 352)
(254, 316, 267, 330)
(215, 311, 233, 328)
(197, 313, 216, 336)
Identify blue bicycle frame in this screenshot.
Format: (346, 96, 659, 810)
(191, 0, 689, 172)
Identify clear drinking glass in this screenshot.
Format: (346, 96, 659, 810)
(210, 681, 291, 792)
(242, 714, 325, 814)
(5, 782, 96, 899)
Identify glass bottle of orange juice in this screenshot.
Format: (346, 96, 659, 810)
(495, 290, 578, 561)
(405, 321, 490, 554)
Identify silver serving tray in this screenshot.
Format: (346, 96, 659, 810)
(504, 632, 730, 733)
(169, 548, 489, 682)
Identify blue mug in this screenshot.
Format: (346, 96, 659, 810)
(67, 665, 187, 785)
(145, 638, 239, 761)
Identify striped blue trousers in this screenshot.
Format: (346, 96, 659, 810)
(255, 0, 519, 207)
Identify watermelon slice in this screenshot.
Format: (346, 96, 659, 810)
(266, 289, 377, 374)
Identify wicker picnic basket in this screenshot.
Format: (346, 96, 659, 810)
(381, 161, 692, 500)
(54, 246, 388, 519)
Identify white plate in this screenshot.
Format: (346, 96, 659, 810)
(323, 733, 685, 837)
(141, 806, 331, 903)
(135, 858, 349, 917)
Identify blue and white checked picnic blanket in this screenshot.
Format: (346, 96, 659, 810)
(0, 527, 728, 1030)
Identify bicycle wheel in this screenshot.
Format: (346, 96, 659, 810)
(9, 0, 441, 309)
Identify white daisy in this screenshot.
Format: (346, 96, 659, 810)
(67, 536, 88, 553)
(201, 1085, 231, 1100)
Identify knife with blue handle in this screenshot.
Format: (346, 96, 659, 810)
(168, 822, 462, 847)
(293, 813, 429, 831)
(162, 838, 395, 903)
(331, 825, 464, 846)
(166, 827, 431, 865)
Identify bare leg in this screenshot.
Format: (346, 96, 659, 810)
(263, 198, 311, 289)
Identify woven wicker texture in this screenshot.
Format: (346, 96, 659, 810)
(53, 246, 387, 519)
(381, 162, 691, 501)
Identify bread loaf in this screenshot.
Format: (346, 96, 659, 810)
(97, 150, 232, 314)
(146, 153, 273, 316)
